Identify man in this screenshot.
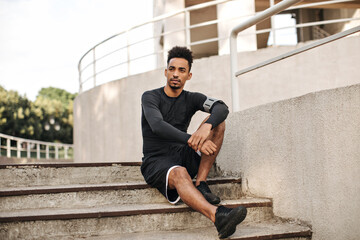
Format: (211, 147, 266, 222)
(141, 46, 247, 238)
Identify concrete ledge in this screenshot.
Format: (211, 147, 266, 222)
(0, 156, 73, 165)
(0, 164, 144, 188)
(0, 161, 142, 168)
(77, 222, 312, 240)
(0, 177, 241, 196)
(0, 198, 271, 223)
(218, 83, 360, 240)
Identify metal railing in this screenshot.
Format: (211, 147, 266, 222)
(78, 0, 234, 93)
(0, 133, 74, 160)
(78, 0, 359, 94)
(229, 0, 360, 112)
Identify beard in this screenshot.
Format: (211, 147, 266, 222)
(169, 79, 182, 89)
(169, 84, 181, 89)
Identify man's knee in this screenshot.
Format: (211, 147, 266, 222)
(215, 121, 225, 132)
(168, 167, 191, 188)
(212, 121, 225, 137)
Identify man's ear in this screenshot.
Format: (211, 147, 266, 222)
(164, 68, 167, 77)
(187, 72, 192, 81)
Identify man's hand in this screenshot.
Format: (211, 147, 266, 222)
(199, 139, 217, 156)
(188, 123, 212, 152)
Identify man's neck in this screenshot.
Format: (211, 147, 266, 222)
(164, 85, 183, 98)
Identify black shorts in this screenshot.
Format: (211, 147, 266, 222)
(141, 143, 201, 204)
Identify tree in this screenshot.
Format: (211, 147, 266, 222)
(35, 87, 77, 144)
(0, 85, 76, 144)
(0, 86, 43, 139)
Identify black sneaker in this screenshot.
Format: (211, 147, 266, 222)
(214, 205, 247, 239)
(196, 181, 221, 204)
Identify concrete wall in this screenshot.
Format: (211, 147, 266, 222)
(217, 83, 360, 240)
(217, 0, 256, 55)
(74, 35, 360, 163)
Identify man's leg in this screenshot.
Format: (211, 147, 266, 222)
(168, 165, 247, 239)
(195, 120, 225, 186)
(168, 166, 217, 222)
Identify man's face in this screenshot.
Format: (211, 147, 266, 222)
(165, 58, 192, 90)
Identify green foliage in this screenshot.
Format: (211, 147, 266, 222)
(37, 87, 77, 109)
(0, 86, 76, 144)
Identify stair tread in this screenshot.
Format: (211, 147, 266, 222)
(0, 162, 142, 168)
(78, 221, 311, 240)
(0, 198, 271, 222)
(0, 177, 241, 196)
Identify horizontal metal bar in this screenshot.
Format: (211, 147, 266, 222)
(235, 25, 360, 77)
(239, 16, 360, 36)
(288, 0, 355, 10)
(81, 15, 360, 79)
(79, 61, 95, 74)
(0, 133, 73, 147)
(230, 0, 302, 112)
(93, 51, 161, 78)
(94, 47, 126, 63)
(88, 0, 356, 70)
(83, 0, 356, 71)
(78, 0, 358, 94)
(83, 16, 360, 85)
(77, 0, 233, 66)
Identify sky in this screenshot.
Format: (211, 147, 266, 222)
(0, 0, 153, 101)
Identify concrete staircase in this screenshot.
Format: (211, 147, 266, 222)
(0, 162, 312, 239)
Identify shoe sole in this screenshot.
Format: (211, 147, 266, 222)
(209, 199, 221, 204)
(218, 206, 247, 239)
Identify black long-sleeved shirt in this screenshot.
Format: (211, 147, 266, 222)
(141, 87, 229, 156)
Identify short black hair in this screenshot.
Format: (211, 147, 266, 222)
(167, 46, 193, 71)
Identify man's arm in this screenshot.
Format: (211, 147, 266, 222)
(204, 100, 229, 129)
(188, 98, 229, 153)
(142, 91, 191, 143)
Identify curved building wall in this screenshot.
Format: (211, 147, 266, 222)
(74, 36, 360, 163)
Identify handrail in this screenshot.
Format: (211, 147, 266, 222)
(235, 25, 360, 77)
(229, 0, 359, 112)
(77, 0, 233, 93)
(0, 133, 74, 160)
(230, 0, 303, 112)
(78, 0, 358, 94)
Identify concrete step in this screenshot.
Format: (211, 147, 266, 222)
(0, 162, 222, 188)
(0, 162, 143, 187)
(82, 221, 312, 240)
(0, 198, 273, 239)
(0, 178, 242, 210)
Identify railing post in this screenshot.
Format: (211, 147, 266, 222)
(230, 35, 240, 112)
(93, 48, 97, 88)
(17, 140, 21, 158)
(185, 10, 191, 49)
(46, 145, 49, 159)
(270, 0, 277, 46)
(78, 62, 83, 93)
(65, 146, 68, 159)
(230, 0, 302, 112)
(126, 30, 131, 76)
(27, 142, 31, 158)
(7, 138, 10, 158)
(37, 143, 40, 159)
(55, 146, 59, 159)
